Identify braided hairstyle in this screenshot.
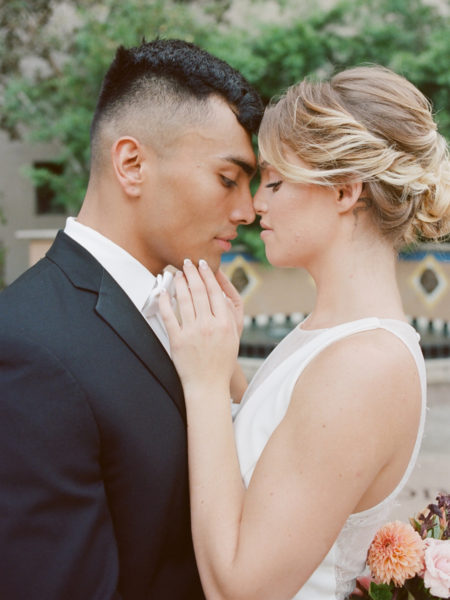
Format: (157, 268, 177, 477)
(259, 65, 450, 246)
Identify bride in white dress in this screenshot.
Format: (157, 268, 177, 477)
(159, 65, 450, 599)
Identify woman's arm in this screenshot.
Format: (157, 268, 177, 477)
(215, 268, 248, 403)
(160, 261, 421, 600)
(230, 362, 248, 403)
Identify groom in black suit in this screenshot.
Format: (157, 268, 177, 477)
(0, 39, 262, 599)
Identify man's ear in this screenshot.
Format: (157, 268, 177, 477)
(335, 181, 364, 214)
(111, 137, 144, 197)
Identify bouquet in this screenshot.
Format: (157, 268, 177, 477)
(350, 492, 450, 599)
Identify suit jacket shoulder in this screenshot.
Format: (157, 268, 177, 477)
(0, 231, 204, 599)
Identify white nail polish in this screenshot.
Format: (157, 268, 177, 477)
(184, 258, 192, 265)
(199, 259, 208, 269)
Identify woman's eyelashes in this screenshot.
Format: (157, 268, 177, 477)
(220, 175, 238, 188)
(266, 180, 282, 192)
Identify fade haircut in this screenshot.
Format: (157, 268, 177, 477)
(90, 38, 264, 171)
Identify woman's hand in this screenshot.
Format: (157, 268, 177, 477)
(215, 269, 245, 337)
(159, 259, 240, 397)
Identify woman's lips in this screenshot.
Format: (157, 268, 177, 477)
(260, 223, 273, 239)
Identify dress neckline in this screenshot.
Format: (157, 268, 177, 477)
(298, 316, 414, 334)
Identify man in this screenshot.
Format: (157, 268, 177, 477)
(0, 39, 263, 599)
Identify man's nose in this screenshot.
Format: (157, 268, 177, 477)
(231, 187, 256, 225)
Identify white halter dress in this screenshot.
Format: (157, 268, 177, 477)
(233, 317, 427, 600)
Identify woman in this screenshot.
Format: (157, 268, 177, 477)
(159, 66, 450, 599)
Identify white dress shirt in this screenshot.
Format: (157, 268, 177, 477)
(64, 217, 171, 354)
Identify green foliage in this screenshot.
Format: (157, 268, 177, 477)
(236, 221, 268, 264)
(2, 0, 210, 212)
(350, 576, 439, 599)
(368, 582, 393, 600)
(366, 576, 439, 599)
(2, 0, 449, 258)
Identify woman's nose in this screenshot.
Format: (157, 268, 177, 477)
(252, 185, 267, 215)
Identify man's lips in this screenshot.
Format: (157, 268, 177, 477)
(214, 234, 237, 252)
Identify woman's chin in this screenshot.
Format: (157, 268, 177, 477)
(265, 252, 289, 268)
(265, 250, 303, 269)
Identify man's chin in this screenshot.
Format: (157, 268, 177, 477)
(169, 253, 221, 273)
(209, 256, 222, 274)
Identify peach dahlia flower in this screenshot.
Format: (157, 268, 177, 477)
(367, 521, 425, 586)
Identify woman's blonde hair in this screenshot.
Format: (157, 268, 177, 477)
(259, 65, 450, 245)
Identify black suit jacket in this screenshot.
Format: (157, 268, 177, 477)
(0, 232, 205, 599)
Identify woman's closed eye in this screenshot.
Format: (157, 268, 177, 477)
(266, 180, 282, 192)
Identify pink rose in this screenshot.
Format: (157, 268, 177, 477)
(423, 539, 450, 599)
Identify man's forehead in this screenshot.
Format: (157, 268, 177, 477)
(171, 126, 256, 170)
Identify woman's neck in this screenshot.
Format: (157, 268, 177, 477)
(303, 237, 406, 330)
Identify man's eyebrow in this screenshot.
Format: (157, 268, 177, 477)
(222, 156, 257, 177)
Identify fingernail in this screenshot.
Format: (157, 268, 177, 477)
(199, 259, 208, 269)
(175, 270, 183, 278)
(183, 258, 192, 265)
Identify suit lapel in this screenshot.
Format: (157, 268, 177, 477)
(47, 231, 186, 424)
(95, 269, 186, 423)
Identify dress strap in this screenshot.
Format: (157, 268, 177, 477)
(283, 317, 388, 400)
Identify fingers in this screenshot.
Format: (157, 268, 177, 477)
(174, 268, 196, 324)
(183, 258, 230, 321)
(197, 260, 229, 319)
(181, 259, 213, 318)
(169, 259, 231, 325)
(215, 269, 242, 306)
(158, 288, 180, 337)
(215, 269, 244, 334)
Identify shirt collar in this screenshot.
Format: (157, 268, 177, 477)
(64, 217, 156, 312)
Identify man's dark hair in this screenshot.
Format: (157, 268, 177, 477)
(91, 38, 264, 144)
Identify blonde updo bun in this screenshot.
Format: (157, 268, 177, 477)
(259, 65, 450, 246)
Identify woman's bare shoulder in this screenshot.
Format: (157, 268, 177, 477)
(288, 327, 421, 437)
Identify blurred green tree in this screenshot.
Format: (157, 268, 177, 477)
(1, 0, 214, 213)
(1, 0, 449, 254)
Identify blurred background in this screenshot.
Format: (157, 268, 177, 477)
(0, 0, 448, 518)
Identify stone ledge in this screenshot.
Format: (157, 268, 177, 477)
(426, 358, 450, 383)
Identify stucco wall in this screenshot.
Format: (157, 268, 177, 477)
(0, 131, 67, 285)
(222, 247, 450, 320)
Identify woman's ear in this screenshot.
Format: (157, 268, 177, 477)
(111, 136, 144, 197)
(335, 181, 363, 214)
